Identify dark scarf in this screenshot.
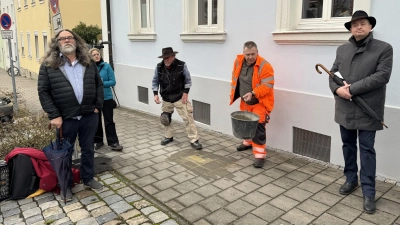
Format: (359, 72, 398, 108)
(352, 33, 370, 47)
(96, 58, 104, 66)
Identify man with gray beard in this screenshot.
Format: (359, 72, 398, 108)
(38, 29, 104, 202)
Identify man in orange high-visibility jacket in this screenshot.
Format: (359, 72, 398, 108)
(229, 41, 274, 168)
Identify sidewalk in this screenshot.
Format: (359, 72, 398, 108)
(1, 71, 400, 225)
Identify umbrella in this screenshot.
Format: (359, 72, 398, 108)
(43, 125, 74, 203)
(315, 63, 388, 129)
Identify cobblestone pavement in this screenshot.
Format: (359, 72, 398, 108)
(1, 71, 400, 225)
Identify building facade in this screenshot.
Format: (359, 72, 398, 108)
(15, 0, 101, 79)
(102, 0, 400, 181)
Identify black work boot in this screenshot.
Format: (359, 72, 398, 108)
(191, 140, 202, 150)
(237, 144, 252, 151)
(253, 158, 265, 168)
(95, 142, 104, 150)
(339, 181, 358, 195)
(363, 196, 376, 214)
(161, 137, 173, 145)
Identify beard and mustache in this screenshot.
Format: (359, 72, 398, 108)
(60, 43, 77, 55)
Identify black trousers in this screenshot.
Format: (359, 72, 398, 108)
(94, 99, 119, 145)
(61, 112, 98, 184)
(340, 125, 376, 198)
(252, 123, 266, 145)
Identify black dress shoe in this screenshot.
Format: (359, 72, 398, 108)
(363, 196, 376, 214)
(339, 181, 358, 195)
(161, 137, 173, 145)
(95, 142, 104, 150)
(237, 144, 252, 151)
(109, 143, 123, 151)
(191, 140, 202, 150)
(253, 158, 265, 168)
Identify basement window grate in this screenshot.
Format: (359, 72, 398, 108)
(138, 86, 148, 104)
(193, 100, 210, 125)
(293, 127, 331, 162)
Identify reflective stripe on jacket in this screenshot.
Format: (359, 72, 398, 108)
(229, 54, 275, 114)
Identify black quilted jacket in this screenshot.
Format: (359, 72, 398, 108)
(38, 62, 104, 120)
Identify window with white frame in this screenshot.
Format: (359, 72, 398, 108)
(128, 0, 156, 41)
(181, 0, 225, 43)
(34, 32, 39, 59)
(18, 0, 21, 8)
(43, 32, 47, 53)
(273, 0, 371, 45)
(24, 0, 27, 6)
(20, 33, 24, 56)
(27, 32, 31, 58)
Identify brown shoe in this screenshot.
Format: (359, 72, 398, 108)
(253, 158, 265, 168)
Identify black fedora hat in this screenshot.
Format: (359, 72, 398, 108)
(344, 10, 376, 31)
(158, 47, 179, 58)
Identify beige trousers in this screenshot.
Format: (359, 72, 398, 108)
(162, 101, 199, 143)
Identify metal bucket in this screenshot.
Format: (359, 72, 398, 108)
(230, 111, 260, 139)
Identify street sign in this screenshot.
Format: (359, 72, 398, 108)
(50, 0, 59, 14)
(52, 13, 63, 33)
(0, 13, 12, 30)
(1, 30, 12, 39)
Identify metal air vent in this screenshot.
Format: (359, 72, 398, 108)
(138, 86, 149, 104)
(193, 100, 210, 125)
(293, 127, 331, 162)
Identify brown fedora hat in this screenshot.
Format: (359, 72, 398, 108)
(158, 47, 179, 58)
(344, 10, 376, 31)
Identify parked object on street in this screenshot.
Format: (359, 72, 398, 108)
(7, 60, 20, 77)
(0, 94, 13, 123)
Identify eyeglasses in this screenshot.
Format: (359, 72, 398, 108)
(58, 36, 75, 41)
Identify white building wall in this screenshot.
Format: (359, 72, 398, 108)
(104, 0, 400, 181)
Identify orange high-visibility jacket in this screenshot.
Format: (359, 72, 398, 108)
(229, 54, 275, 114)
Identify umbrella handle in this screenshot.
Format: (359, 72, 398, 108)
(48, 123, 63, 139)
(315, 63, 335, 77)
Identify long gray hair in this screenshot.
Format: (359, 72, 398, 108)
(40, 29, 91, 69)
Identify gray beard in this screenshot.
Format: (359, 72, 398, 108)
(61, 44, 76, 55)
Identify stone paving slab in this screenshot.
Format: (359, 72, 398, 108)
(1, 71, 400, 224)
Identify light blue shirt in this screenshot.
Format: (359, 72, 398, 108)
(62, 59, 84, 104)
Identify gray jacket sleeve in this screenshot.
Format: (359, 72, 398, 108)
(329, 52, 342, 96)
(183, 63, 192, 93)
(152, 66, 159, 95)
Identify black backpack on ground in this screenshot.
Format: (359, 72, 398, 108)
(8, 154, 40, 199)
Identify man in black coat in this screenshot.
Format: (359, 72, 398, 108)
(330, 11, 393, 214)
(38, 29, 104, 202)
